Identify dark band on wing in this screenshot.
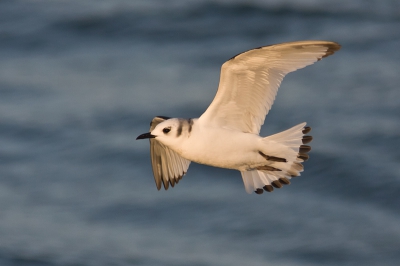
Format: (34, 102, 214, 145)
(228, 42, 340, 62)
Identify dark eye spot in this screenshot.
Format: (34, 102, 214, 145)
(163, 127, 171, 134)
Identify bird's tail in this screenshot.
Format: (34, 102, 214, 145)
(240, 123, 312, 194)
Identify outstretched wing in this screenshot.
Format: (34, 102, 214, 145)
(199, 41, 341, 133)
(149, 116, 191, 190)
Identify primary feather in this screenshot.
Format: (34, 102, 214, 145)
(199, 41, 341, 133)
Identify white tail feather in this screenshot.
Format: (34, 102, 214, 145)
(241, 123, 311, 194)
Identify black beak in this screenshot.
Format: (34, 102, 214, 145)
(136, 132, 156, 140)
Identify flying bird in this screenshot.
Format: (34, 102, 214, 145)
(137, 40, 340, 194)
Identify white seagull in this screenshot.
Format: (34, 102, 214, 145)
(137, 40, 340, 194)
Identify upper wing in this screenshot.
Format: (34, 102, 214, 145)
(149, 116, 191, 190)
(199, 41, 341, 133)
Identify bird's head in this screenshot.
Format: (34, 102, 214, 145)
(136, 118, 184, 148)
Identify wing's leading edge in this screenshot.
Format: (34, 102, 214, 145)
(199, 41, 341, 133)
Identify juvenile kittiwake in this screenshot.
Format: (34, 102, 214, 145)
(137, 40, 340, 194)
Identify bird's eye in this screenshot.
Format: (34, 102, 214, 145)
(163, 127, 171, 134)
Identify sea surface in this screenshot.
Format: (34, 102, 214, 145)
(1, 0, 400, 265)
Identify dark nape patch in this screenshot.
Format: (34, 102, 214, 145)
(272, 180, 283, 188)
(299, 145, 311, 153)
(302, 136, 313, 144)
(298, 153, 309, 161)
(258, 151, 287, 162)
(188, 118, 193, 133)
(256, 165, 282, 171)
(176, 121, 183, 137)
(255, 188, 264, 194)
(263, 185, 274, 192)
(302, 126, 312, 134)
(279, 177, 291, 185)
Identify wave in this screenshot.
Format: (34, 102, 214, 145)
(53, 1, 399, 38)
(2, 0, 398, 51)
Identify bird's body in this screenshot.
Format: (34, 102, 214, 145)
(166, 118, 261, 170)
(159, 118, 293, 172)
(137, 40, 340, 194)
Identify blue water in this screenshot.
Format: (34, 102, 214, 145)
(1, 0, 400, 265)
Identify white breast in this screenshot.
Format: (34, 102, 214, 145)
(178, 123, 262, 170)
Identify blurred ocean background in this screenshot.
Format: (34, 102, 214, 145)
(1, 0, 400, 265)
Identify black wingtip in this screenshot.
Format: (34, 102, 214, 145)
(321, 42, 341, 59)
